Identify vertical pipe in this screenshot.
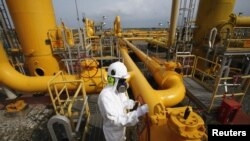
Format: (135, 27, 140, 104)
(193, 0, 236, 46)
(168, 0, 180, 47)
(6, 0, 60, 76)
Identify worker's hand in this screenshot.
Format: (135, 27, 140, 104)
(136, 104, 149, 117)
(131, 101, 140, 111)
(123, 99, 135, 109)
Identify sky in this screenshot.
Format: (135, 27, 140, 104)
(52, 0, 250, 28)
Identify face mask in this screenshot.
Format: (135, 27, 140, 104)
(116, 78, 128, 93)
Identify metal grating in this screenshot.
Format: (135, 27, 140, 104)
(85, 95, 105, 141)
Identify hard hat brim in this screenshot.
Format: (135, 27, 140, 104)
(122, 73, 130, 79)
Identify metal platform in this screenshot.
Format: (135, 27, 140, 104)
(86, 95, 105, 141)
(0, 104, 53, 141)
(183, 77, 222, 111)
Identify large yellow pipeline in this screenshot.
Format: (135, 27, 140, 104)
(120, 44, 206, 140)
(120, 47, 166, 125)
(194, 0, 236, 46)
(6, 0, 60, 76)
(168, 0, 180, 47)
(0, 42, 105, 94)
(122, 39, 185, 107)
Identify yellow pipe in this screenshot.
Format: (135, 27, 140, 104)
(6, 0, 60, 76)
(0, 42, 105, 94)
(122, 41, 206, 139)
(194, 0, 236, 45)
(146, 39, 168, 48)
(114, 16, 122, 37)
(85, 18, 95, 37)
(133, 33, 168, 37)
(120, 48, 166, 125)
(168, 0, 180, 47)
(230, 14, 250, 27)
(125, 37, 153, 41)
(123, 38, 185, 106)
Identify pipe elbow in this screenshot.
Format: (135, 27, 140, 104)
(159, 72, 186, 106)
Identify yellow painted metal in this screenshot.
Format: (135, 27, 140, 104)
(123, 38, 185, 105)
(125, 37, 153, 41)
(0, 42, 106, 94)
(6, 0, 60, 76)
(85, 18, 95, 37)
(146, 39, 168, 48)
(120, 39, 186, 125)
(6, 100, 27, 112)
(142, 107, 207, 141)
(47, 71, 89, 117)
(229, 14, 250, 27)
(124, 30, 168, 37)
(166, 107, 206, 140)
(168, 0, 180, 47)
(164, 61, 182, 71)
(47, 71, 90, 134)
(48, 24, 75, 49)
(114, 16, 122, 37)
(120, 47, 166, 125)
(152, 107, 206, 141)
(194, 0, 236, 45)
(120, 43, 206, 140)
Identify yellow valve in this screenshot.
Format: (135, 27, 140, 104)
(80, 59, 99, 69)
(6, 100, 27, 112)
(114, 16, 122, 37)
(166, 107, 206, 141)
(48, 25, 75, 49)
(85, 18, 95, 37)
(164, 61, 181, 71)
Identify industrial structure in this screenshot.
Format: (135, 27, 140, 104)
(0, 0, 249, 140)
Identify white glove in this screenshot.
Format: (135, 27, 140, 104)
(136, 104, 149, 117)
(123, 99, 135, 109)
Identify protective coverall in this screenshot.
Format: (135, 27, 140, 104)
(98, 61, 148, 141)
(98, 85, 138, 141)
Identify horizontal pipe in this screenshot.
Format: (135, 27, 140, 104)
(120, 48, 166, 125)
(0, 42, 104, 94)
(146, 39, 168, 48)
(230, 14, 250, 27)
(122, 38, 185, 107)
(125, 37, 153, 41)
(235, 16, 250, 26)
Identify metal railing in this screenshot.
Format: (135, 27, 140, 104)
(175, 54, 196, 77)
(47, 71, 90, 127)
(223, 27, 250, 51)
(189, 56, 250, 112)
(192, 57, 221, 91)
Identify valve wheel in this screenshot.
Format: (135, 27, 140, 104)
(81, 58, 99, 79)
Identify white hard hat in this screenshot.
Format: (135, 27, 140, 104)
(108, 62, 130, 79)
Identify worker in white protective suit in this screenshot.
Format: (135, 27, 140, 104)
(98, 61, 149, 141)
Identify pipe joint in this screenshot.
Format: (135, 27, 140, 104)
(150, 103, 167, 126)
